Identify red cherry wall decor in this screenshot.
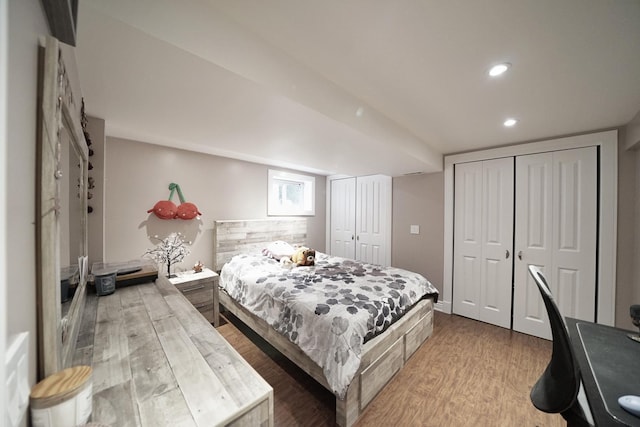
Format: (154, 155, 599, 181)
(147, 183, 202, 220)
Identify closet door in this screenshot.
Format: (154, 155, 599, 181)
(513, 147, 597, 339)
(453, 158, 514, 328)
(330, 178, 356, 259)
(453, 162, 483, 320)
(355, 175, 392, 266)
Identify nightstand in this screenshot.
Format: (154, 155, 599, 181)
(168, 268, 219, 327)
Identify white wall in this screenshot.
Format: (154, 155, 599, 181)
(635, 149, 640, 306)
(1, 0, 8, 423)
(101, 137, 326, 274)
(6, 0, 50, 425)
(625, 110, 640, 150)
(392, 172, 444, 292)
(618, 125, 640, 328)
(86, 116, 106, 264)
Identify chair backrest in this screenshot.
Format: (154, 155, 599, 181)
(528, 265, 582, 414)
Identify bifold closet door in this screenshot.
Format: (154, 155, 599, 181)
(355, 175, 391, 266)
(330, 178, 357, 260)
(330, 175, 391, 266)
(512, 147, 597, 340)
(453, 158, 514, 328)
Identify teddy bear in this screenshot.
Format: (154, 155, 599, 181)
(289, 247, 316, 266)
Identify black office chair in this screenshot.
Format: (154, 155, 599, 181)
(528, 265, 593, 427)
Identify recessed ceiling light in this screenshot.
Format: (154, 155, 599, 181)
(489, 63, 511, 77)
(503, 118, 518, 127)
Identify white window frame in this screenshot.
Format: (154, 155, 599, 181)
(268, 169, 315, 216)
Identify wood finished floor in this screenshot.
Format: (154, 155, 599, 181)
(217, 311, 566, 427)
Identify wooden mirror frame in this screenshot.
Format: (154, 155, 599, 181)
(36, 36, 88, 379)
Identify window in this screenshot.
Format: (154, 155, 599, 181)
(268, 169, 315, 216)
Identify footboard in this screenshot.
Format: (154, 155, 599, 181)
(219, 290, 434, 427)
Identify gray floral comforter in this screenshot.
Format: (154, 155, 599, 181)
(220, 252, 438, 399)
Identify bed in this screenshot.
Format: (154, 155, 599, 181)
(214, 219, 438, 427)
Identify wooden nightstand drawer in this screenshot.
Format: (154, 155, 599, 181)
(181, 286, 214, 322)
(175, 280, 212, 295)
(169, 268, 219, 326)
(194, 302, 215, 323)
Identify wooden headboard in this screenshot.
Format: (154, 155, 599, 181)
(213, 219, 308, 271)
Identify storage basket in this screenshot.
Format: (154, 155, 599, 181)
(92, 268, 118, 296)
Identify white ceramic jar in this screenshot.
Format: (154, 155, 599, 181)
(30, 365, 92, 427)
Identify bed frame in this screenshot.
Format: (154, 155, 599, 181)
(214, 219, 435, 427)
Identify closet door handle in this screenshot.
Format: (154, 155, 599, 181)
(351, 235, 354, 240)
(518, 251, 523, 260)
(505, 250, 510, 259)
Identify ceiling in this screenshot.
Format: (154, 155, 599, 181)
(75, 0, 640, 176)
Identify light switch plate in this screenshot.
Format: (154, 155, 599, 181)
(5, 332, 29, 427)
(410, 225, 420, 235)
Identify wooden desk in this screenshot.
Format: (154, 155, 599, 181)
(74, 278, 273, 426)
(566, 318, 640, 427)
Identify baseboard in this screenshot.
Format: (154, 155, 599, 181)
(434, 300, 451, 314)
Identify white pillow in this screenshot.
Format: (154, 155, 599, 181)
(262, 241, 295, 260)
